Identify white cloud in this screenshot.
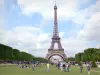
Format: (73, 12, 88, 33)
(0, 0, 100, 58)
(17, 0, 99, 25)
(72, 0, 100, 44)
(0, 19, 4, 31)
(61, 38, 89, 57)
(96, 44, 100, 48)
(17, 0, 80, 19)
(0, 26, 51, 56)
(0, 25, 89, 57)
(0, 14, 5, 43)
(78, 12, 100, 42)
(59, 32, 65, 38)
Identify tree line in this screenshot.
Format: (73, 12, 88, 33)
(67, 57, 75, 61)
(75, 48, 100, 62)
(0, 43, 48, 63)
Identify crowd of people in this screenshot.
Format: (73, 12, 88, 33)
(56, 62, 71, 72)
(80, 64, 91, 74)
(17, 61, 92, 74)
(47, 61, 92, 74)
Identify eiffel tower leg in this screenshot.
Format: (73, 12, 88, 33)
(50, 41, 54, 49)
(58, 41, 62, 49)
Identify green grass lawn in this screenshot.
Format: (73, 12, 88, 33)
(0, 64, 100, 75)
(92, 68, 100, 71)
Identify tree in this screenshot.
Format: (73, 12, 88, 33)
(75, 53, 83, 63)
(67, 57, 75, 61)
(20, 52, 33, 61)
(12, 49, 20, 60)
(33, 57, 48, 63)
(75, 48, 100, 64)
(0, 43, 34, 61)
(92, 61, 97, 67)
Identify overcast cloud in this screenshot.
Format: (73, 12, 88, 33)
(0, 0, 100, 57)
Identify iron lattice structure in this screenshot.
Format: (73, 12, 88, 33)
(45, 4, 67, 60)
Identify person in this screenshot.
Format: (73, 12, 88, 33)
(62, 64, 66, 72)
(87, 65, 91, 74)
(32, 64, 35, 71)
(60, 63, 63, 71)
(66, 63, 68, 71)
(57, 63, 60, 70)
(67, 64, 70, 72)
(47, 63, 50, 72)
(80, 65, 83, 73)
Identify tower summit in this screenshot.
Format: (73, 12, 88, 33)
(54, 1, 57, 9)
(45, 3, 67, 60)
(53, 1, 58, 37)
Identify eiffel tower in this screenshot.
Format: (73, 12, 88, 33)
(45, 3, 67, 60)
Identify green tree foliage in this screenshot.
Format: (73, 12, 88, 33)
(33, 57, 48, 63)
(0, 43, 48, 62)
(12, 49, 20, 60)
(75, 53, 83, 63)
(20, 52, 33, 61)
(67, 57, 75, 61)
(75, 48, 100, 62)
(0, 43, 34, 61)
(92, 61, 97, 67)
(0, 44, 13, 60)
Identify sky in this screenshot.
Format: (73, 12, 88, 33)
(0, 0, 100, 57)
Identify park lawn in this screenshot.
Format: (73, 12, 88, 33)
(0, 64, 100, 75)
(92, 68, 100, 71)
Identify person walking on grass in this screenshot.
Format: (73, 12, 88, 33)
(32, 64, 35, 71)
(87, 65, 91, 74)
(57, 63, 60, 70)
(60, 63, 63, 71)
(47, 63, 50, 72)
(67, 64, 70, 72)
(66, 63, 68, 72)
(80, 65, 83, 73)
(62, 64, 66, 72)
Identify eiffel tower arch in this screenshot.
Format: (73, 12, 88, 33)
(45, 3, 67, 61)
(46, 49, 67, 60)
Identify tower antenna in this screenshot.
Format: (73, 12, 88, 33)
(55, 0, 56, 6)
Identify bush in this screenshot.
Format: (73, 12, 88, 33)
(92, 61, 97, 67)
